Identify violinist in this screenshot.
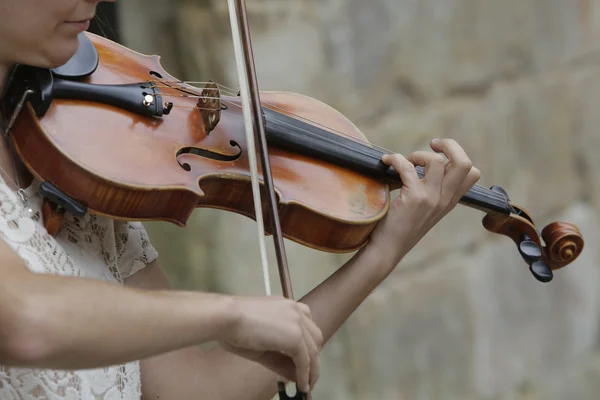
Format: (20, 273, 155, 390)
(0, 0, 481, 399)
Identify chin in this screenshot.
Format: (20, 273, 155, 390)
(49, 46, 80, 68)
(37, 37, 80, 69)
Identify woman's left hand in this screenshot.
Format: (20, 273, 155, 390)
(367, 138, 481, 268)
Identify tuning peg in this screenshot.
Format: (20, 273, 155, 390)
(530, 260, 553, 283)
(516, 234, 553, 283)
(518, 235, 542, 264)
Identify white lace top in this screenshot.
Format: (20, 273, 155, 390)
(0, 176, 159, 400)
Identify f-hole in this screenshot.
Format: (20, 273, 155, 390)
(177, 140, 242, 171)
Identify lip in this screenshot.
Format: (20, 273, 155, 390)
(65, 19, 91, 32)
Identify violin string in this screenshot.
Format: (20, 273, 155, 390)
(166, 101, 398, 169)
(156, 101, 508, 205)
(149, 82, 508, 205)
(150, 97, 507, 205)
(151, 82, 396, 155)
(158, 104, 223, 111)
(164, 98, 405, 165)
(150, 79, 393, 153)
(219, 100, 508, 205)
(223, 96, 394, 153)
(159, 94, 223, 100)
(215, 100, 508, 206)
(181, 90, 509, 205)
(156, 113, 506, 204)
(221, 99, 404, 160)
(154, 100, 508, 205)
(212, 95, 504, 201)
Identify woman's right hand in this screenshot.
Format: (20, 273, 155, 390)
(219, 296, 323, 393)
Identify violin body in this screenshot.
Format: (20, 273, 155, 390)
(6, 33, 389, 253)
(0, 32, 585, 283)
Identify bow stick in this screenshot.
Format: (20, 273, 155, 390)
(226, 0, 310, 398)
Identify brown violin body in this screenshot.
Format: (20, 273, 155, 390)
(6, 33, 389, 253)
(0, 32, 585, 282)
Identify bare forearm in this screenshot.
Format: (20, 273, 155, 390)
(300, 245, 394, 342)
(144, 245, 395, 400)
(0, 271, 235, 369)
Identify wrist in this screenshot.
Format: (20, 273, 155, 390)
(176, 291, 239, 345)
(209, 293, 239, 343)
(368, 228, 411, 260)
(360, 239, 406, 279)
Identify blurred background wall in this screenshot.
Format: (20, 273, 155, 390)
(93, 1, 600, 399)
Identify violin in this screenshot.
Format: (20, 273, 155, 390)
(0, 1, 584, 398)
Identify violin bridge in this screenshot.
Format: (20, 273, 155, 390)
(197, 80, 221, 135)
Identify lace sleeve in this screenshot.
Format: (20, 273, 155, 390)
(114, 220, 159, 279)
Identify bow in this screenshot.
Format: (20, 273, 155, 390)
(226, 1, 309, 398)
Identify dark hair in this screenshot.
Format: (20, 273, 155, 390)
(89, 3, 121, 43)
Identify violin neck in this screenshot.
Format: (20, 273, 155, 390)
(262, 107, 513, 216)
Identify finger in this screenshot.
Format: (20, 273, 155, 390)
(430, 168, 481, 225)
(280, 324, 311, 394)
(429, 138, 473, 195)
(257, 351, 298, 383)
(299, 310, 322, 390)
(381, 153, 420, 188)
(302, 323, 321, 391)
(309, 344, 320, 391)
(292, 340, 311, 394)
(405, 150, 446, 187)
(450, 166, 481, 205)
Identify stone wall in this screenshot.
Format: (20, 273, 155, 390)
(118, 1, 600, 398)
